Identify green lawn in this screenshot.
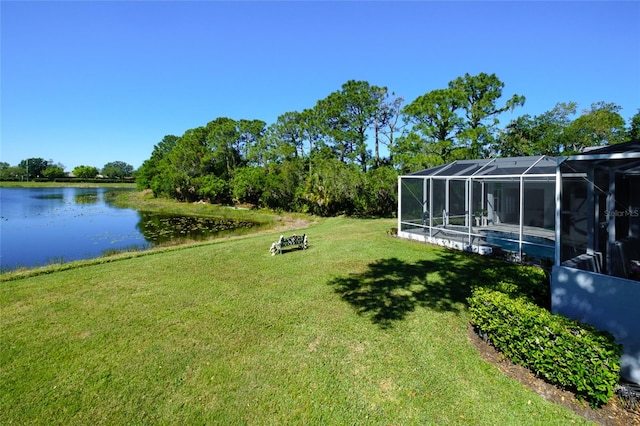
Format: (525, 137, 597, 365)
(0, 217, 592, 425)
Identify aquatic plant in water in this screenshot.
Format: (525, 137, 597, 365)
(137, 213, 256, 244)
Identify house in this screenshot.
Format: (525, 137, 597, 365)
(552, 140, 640, 384)
(397, 142, 640, 384)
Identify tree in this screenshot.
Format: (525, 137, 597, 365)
(0, 162, 23, 181)
(102, 161, 134, 179)
(42, 165, 66, 179)
(401, 87, 465, 164)
(205, 117, 242, 180)
(150, 134, 180, 161)
(231, 166, 266, 205)
(19, 158, 48, 179)
(315, 80, 383, 171)
(260, 158, 307, 211)
(161, 126, 211, 201)
(73, 165, 99, 178)
(394, 132, 450, 173)
(257, 111, 306, 165)
(496, 114, 536, 157)
(374, 88, 405, 166)
(563, 102, 626, 153)
(316, 91, 351, 163)
(496, 102, 577, 156)
(140, 119, 263, 202)
(300, 107, 324, 160)
(237, 119, 266, 165)
(136, 135, 179, 190)
(531, 102, 578, 155)
(304, 158, 363, 216)
(496, 101, 628, 156)
(449, 72, 525, 158)
(194, 174, 227, 203)
(361, 165, 398, 217)
(627, 109, 640, 141)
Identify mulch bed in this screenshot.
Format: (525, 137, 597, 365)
(467, 324, 640, 426)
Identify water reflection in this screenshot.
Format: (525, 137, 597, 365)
(75, 191, 100, 204)
(33, 193, 65, 200)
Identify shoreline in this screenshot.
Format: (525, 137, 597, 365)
(1, 188, 316, 279)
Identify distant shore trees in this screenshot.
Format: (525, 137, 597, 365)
(73, 165, 100, 178)
(0, 160, 134, 182)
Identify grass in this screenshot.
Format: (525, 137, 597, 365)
(0, 216, 593, 424)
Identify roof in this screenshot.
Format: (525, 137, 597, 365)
(561, 139, 640, 175)
(561, 139, 640, 165)
(579, 139, 640, 156)
(405, 155, 557, 179)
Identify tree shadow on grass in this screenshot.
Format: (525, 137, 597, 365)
(328, 250, 547, 329)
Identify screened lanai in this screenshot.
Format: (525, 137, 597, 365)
(551, 140, 640, 383)
(397, 156, 557, 263)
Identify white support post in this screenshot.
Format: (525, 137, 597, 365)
(429, 178, 434, 238)
(445, 179, 450, 226)
(397, 176, 402, 234)
(554, 161, 562, 267)
(587, 168, 596, 252)
(467, 178, 473, 247)
(481, 181, 486, 226)
(519, 175, 524, 261)
(465, 179, 470, 227)
(607, 168, 616, 275)
(423, 177, 428, 229)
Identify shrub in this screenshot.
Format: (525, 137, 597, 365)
(468, 288, 622, 407)
(467, 263, 550, 309)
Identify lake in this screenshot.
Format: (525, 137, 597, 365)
(0, 187, 256, 271)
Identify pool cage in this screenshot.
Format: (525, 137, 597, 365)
(397, 156, 557, 263)
(551, 140, 640, 384)
(555, 141, 640, 279)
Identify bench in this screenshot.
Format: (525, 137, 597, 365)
(270, 234, 308, 255)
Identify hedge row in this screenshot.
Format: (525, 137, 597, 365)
(468, 288, 622, 407)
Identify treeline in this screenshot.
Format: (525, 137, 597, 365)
(30, 177, 135, 184)
(136, 72, 639, 217)
(136, 126, 399, 217)
(0, 160, 135, 182)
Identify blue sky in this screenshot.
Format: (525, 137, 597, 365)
(2, 1, 639, 171)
